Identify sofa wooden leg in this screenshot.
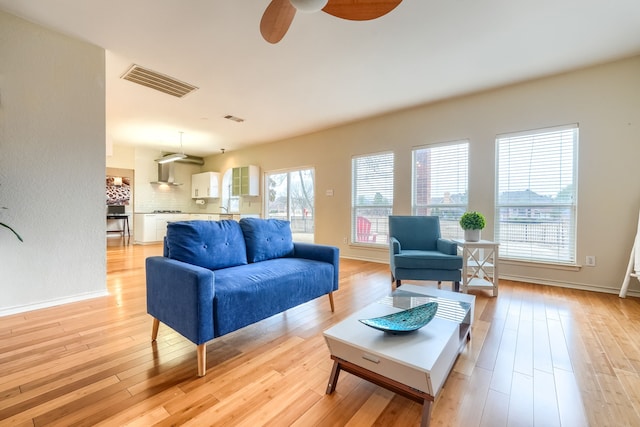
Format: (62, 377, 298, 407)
(328, 292, 335, 312)
(151, 317, 160, 342)
(396, 279, 402, 287)
(197, 343, 206, 377)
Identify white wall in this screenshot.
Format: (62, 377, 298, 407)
(0, 11, 107, 314)
(204, 56, 640, 296)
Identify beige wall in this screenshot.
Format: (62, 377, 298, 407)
(203, 56, 640, 296)
(0, 11, 107, 314)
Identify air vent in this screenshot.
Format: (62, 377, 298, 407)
(224, 115, 245, 123)
(121, 64, 198, 98)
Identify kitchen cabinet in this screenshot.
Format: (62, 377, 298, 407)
(192, 172, 220, 198)
(134, 213, 189, 244)
(189, 214, 220, 221)
(134, 214, 157, 244)
(218, 213, 240, 221)
(231, 165, 259, 196)
(157, 214, 189, 241)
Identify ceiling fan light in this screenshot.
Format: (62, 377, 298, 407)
(289, 0, 329, 13)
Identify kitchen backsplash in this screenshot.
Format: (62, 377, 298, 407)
(134, 148, 200, 213)
(131, 147, 262, 215)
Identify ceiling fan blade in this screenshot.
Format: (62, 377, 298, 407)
(322, 0, 402, 21)
(260, 0, 297, 44)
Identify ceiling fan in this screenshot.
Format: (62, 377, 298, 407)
(260, 0, 403, 44)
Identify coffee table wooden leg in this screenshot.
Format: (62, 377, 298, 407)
(420, 400, 432, 427)
(326, 360, 342, 394)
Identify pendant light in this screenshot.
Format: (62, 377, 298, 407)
(156, 131, 188, 163)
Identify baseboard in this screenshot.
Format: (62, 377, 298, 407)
(499, 273, 640, 298)
(341, 254, 388, 264)
(339, 256, 640, 298)
(0, 290, 110, 317)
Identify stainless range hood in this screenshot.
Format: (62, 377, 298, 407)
(150, 155, 204, 185)
(150, 162, 182, 186)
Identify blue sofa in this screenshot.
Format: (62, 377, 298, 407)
(146, 218, 339, 376)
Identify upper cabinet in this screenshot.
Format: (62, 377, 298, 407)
(192, 172, 220, 198)
(232, 165, 260, 196)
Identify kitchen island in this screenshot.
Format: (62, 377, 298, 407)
(133, 212, 243, 244)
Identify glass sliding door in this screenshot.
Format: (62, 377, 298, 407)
(266, 168, 314, 243)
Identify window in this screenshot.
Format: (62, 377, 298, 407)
(495, 124, 578, 264)
(412, 141, 469, 240)
(265, 168, 315, 243)
(352, 152, 394, 245)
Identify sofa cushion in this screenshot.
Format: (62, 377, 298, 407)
(239, 218, 294, 263)
(166, 220, 247, 270)
(393, 250, 462, 270)
(212, 258, 335, 336)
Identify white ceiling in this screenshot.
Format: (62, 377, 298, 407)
(2, 0, 640, 157)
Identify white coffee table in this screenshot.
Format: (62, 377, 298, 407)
(323, 285, 475, 427)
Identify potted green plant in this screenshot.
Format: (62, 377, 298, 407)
(459, 211, 485, 242)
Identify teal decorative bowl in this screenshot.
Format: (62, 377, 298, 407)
(359, 302, 439, 334)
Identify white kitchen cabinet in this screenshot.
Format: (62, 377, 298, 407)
(189, 214, 220, 221)
(218, 213, 240, 221)
(156, 214, 189, 241)
(134, 214, 157, 244)
(192, 172, 220, 198)
(231, 165, 259, 196)
(134, 213, 189, 244)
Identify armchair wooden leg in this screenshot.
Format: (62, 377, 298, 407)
(151, 317, 160, 341)
(197, 343, 206, 377)
(396, 279, 402, 287)
(328, 292, 335, 312)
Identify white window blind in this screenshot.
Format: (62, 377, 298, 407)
(412, 141, 469, 240)
(352, 152, 394, 245)
(495, 124, 578, 263)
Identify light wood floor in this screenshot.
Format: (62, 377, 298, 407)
(2, 239, 640, 426)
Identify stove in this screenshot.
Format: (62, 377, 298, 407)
(153, 210, 182, 213)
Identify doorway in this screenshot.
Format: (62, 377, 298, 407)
(265, 168, 315, 243)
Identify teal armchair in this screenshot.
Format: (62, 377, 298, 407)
(388, 216, 462, 290)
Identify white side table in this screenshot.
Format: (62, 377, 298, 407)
(453, 239, 499, 297)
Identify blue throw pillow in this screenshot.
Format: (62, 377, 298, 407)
(239, 218, 294, 263)
(166, 220, 247, 270)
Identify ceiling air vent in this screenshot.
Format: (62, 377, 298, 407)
(224, 115, 245, 123)
(121, 64, 198, 98)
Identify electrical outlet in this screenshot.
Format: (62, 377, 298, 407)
(585, 256, 596, 266)
(343, 236, 348, 244)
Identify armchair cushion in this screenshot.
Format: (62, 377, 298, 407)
(393, 250, 462, 270)
(165, 220, 247, 270)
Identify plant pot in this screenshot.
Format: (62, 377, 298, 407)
(464, 229, 481, 242)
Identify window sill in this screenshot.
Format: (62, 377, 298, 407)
(349, 242, 388, 250)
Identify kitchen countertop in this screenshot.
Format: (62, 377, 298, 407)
(134, 212, 241, 215)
